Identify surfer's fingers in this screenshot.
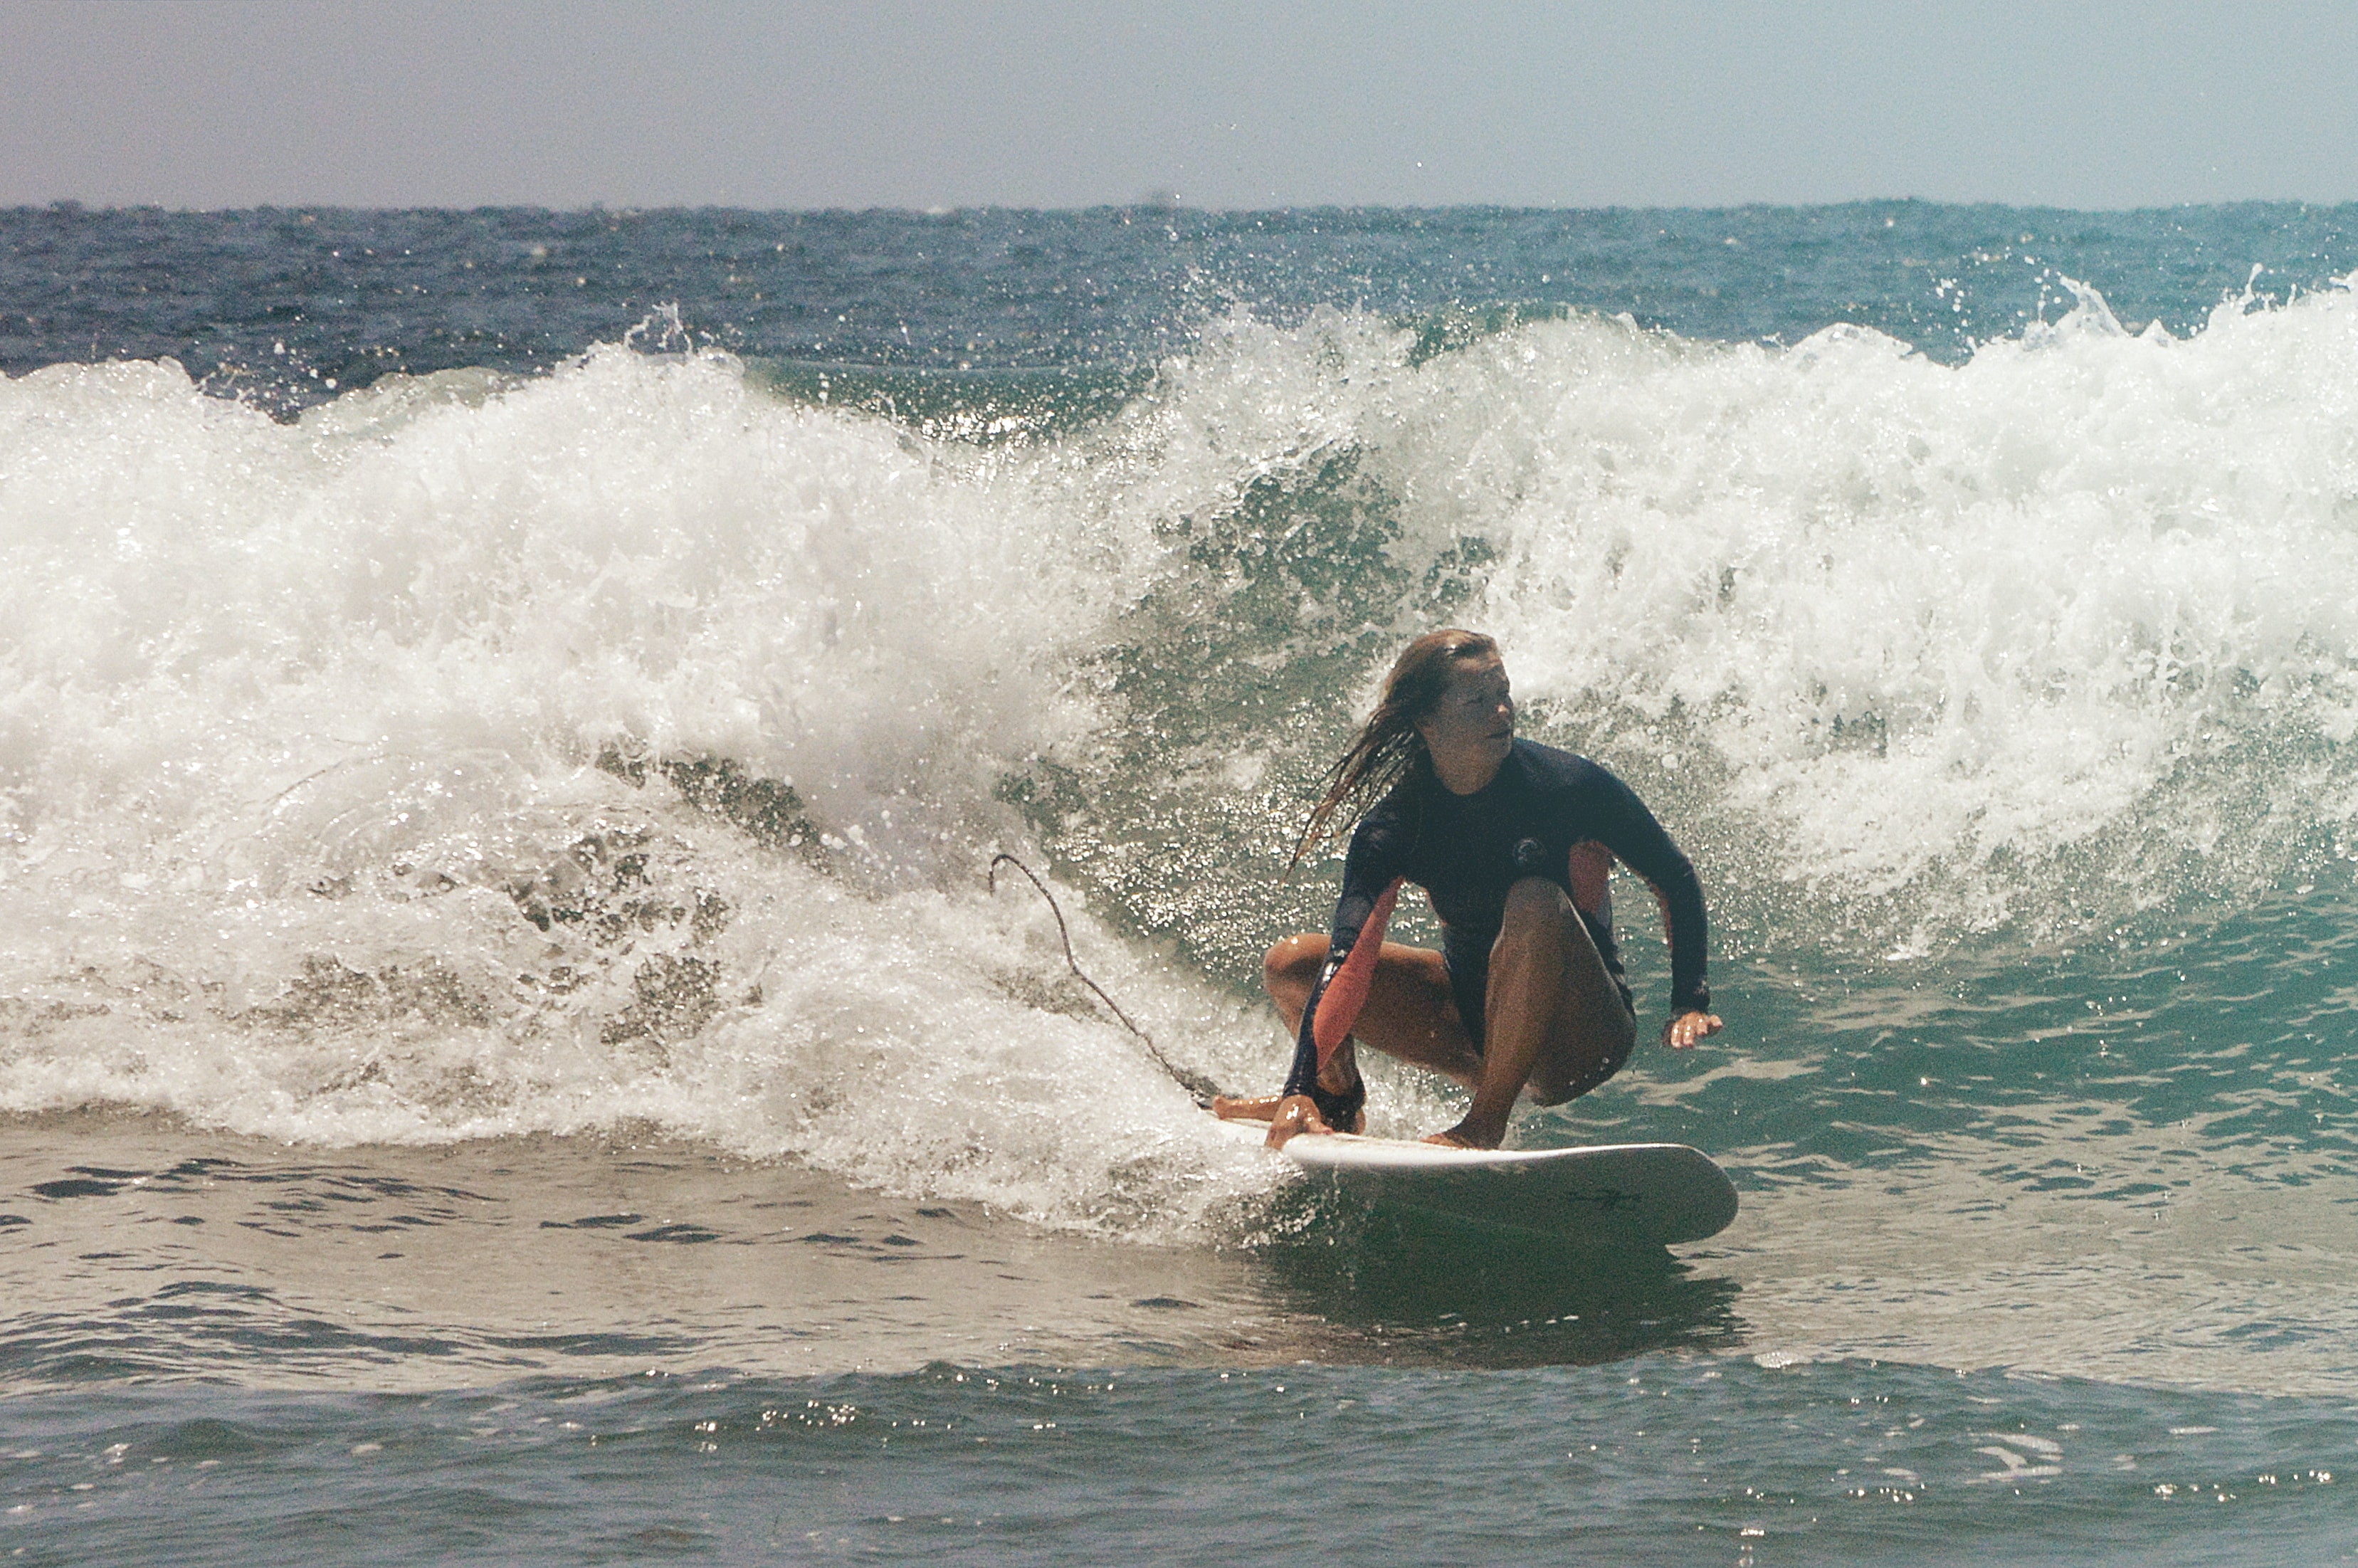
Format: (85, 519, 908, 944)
(1663, 1010, 1722, 1049)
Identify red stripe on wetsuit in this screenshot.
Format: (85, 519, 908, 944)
(1281, 875, 1401, 1100)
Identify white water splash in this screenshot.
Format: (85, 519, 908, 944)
(8, 280, 2358, 1214)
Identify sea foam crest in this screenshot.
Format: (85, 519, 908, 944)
(1035, 281, 2358, 947)
(1472, 276, 2358, 934)
(0, 344, 1288, 1232)
(6, 280, 2358, 1211)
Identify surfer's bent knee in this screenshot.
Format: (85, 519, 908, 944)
(1524, 1011, 1636, 1105)
(1262, 934, 1327, 1006)
(1505, 878, 1633, 1105)
(1529, 1061, 1629, 1107)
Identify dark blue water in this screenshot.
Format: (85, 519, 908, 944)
(8, 202, 2354, 411)
(7, 1362, 2352, 1567)
(6, 202, 2358, 1562)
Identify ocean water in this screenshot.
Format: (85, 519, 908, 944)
(5, 201, 2358, 1563)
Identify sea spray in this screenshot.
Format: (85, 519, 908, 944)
(0, 344, 1286, 1230)
(7, 271, 2358, 1237)
(1029, 281, 2358, 964)
(16, 219, 2358, 1568)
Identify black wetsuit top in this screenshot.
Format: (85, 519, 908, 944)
(1282, 739, 1710, 1102)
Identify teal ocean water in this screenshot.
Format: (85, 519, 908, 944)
(5, 204, 2358, 1562)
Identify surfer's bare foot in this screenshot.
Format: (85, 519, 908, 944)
(1422, 1119, 1502, 1149)
(1263, 1094, 1337, 1149)
(1211, 1094, 1280, 1122)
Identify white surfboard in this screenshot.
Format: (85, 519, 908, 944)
(1214, 1116, 1737, 1248)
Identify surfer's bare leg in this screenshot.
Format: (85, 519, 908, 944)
(1263, 935, 1485, 1086)
(1245, 933, 1480, 1094)
(1213, 936, 1485, 1125)
(1428, 878, 1633, 1149)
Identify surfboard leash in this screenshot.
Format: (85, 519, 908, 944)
(986, 853, 1223, 1107)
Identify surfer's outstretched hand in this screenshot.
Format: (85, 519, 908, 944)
(1262, 1093, 1338, 1149)
(1663, 1009, 1722, 1051)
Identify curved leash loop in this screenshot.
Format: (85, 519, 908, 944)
(988, 853, 1221, 1106)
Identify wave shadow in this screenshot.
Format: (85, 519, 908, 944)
(1250, 1199, 1744, 1369)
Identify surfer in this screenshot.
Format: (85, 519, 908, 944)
(1214, 629, 1719, 1149)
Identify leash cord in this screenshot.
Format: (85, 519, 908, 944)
(987, 853, 1221, 1107)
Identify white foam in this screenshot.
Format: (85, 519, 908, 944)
(0, 347, 1278, 1232)
(8, 283, 2358, 1217)
(1470, 279, 2358, 930)
(1049, 283, 2358, 939)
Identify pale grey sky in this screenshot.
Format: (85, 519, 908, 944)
(4, 0, 2353, 209)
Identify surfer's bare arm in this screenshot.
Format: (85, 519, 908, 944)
(1663, 1009, 1722, 1050)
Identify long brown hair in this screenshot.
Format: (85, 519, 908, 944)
(1287, 628, 1500, 871)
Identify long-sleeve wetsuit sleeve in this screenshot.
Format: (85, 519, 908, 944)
(1280, 828, 1405, 1100)
(1589, 772, 1711, 1016)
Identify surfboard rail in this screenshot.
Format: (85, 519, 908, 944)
(1212, 1117, 1737, 1247)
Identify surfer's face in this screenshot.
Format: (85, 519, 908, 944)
(1417, 656, 1515, 785)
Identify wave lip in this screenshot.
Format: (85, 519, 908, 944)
(8, 275, 2358, 1218)
(0, 344, 1264, 1224)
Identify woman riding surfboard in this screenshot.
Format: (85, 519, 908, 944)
(1214, 629, 1722, 1149)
